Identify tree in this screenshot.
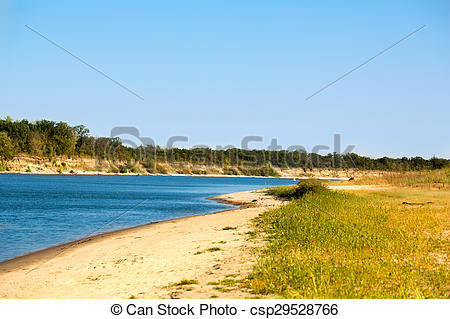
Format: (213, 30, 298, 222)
(0, 132, 16, 161)
(28, 131, 44, 156)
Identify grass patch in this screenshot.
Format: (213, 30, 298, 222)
(218, 279, 237, 287)
(245, 230, 257, 239)
(173, 279, 198, 286)
(195, 247, 222, 255)
(247, 187, 449, 298)
(208, 279, 238, 287)
(222, 226, 237, 230)
(213, 286, 232, 293)
(207, 281, 219, 286)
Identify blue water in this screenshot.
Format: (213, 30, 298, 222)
(0, 175, 296, 262)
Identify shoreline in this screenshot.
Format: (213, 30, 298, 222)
(0, 189, 283, 298)
(0, 171, 351, 181)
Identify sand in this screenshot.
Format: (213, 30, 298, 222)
(0, 190, 283, 299)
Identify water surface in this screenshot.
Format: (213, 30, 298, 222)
(0, 175, 295, 262)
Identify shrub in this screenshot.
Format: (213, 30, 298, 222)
(223, 167, 239, 175)
(266, 179, 328, 199)
(119, 165, 127, 173)
(293, 179, 327, 198)
(191, 169, 207, 175)
(176, 167, 191, 174)
(156, 164, 168, 174)
(142, 158, 155, 170)
(0, 132, 16, 161)
(266, 185, 297, 199)
(262, 162, 279, 177)
(109, 166, 120, 173)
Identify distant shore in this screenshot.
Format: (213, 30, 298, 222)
(0, 189, 282, 298)
(1, 155, 362, 180)
(0, 170, 351, 181)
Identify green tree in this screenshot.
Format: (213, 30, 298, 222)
(0, 132, 16, 161)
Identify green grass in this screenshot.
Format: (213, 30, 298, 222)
(247, 188, 449, 298)
(222, 226, 237, 230)
(213, 286, 232, 293)
(173, 279, 199, 286)
(207, 281, 219, 285)
(218, 279, 238, 287)
(194, 247, 222, 255)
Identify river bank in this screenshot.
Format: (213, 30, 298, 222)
(1, 155, 365, 180)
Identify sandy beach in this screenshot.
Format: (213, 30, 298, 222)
(0, 189, 283, 299)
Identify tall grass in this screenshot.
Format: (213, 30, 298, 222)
(248, 189, 449, 298)
(352, 168, 450, 188)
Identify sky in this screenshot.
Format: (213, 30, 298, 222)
(1, 0, 449, 158)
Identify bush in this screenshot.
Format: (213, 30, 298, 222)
(223, 167, 239, 175)
(262, 162, 279, 177)
(119, 165, 127, 173)
(293, 179, 327, 198)
(109, 166, 120, 173)
(267, 179, 328, 199)
(191, 169, 207, 175)
(156, 164, 168, 174)
(0, 132, 16, 161)
(266, 185, 297, 199)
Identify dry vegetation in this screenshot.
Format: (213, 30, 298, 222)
(341, 168, 450, 189)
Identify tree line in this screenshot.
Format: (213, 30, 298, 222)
(0, 117, 448, 171)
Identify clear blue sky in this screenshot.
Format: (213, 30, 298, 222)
(1, 0, 449, 158)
